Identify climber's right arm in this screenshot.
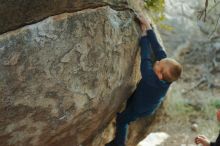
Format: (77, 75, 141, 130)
(139, 36, 154, 81)
(138, 15, 158, 81)
(138, 14, 167, 61)
(147, 29, 167, 61)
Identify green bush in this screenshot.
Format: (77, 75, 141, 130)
(210, 99, 220, 108)
(144, 0, 173, 30)
(144, 0, 165, 21)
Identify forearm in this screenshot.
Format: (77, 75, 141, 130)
(139, 36, 151, 60)
(138, 15, 161, 52)
(146, 29, 163, 52)
(146, 29, 167, 60)
(139, 35, 154, 80)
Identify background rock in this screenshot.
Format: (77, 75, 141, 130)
(137, 132, 170, 146)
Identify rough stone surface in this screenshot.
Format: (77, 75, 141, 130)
(0, 6, 141, 146)
(0, 0, 169, 146)
(0, 0, 129, 34)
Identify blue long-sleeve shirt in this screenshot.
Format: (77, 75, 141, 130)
(130, 29, 171, 115)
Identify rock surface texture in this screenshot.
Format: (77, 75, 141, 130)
(0, 0, 129, 34)
(0, 1, 166, 146)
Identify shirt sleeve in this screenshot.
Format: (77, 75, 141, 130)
(146, 29, 167, 60)
(139, 35, 155, 81)
(211, 132, 220, 146)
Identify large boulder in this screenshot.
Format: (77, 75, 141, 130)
(0, 1, 168, 146)
(0, 6, 141, 146)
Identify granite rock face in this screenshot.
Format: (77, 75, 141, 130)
(0, 1, 168, 146)
(0, 6, 141, 146)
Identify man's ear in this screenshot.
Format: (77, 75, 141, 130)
(157, 72, 163, 80)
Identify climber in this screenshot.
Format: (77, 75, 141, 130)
(195, 109, 220, 146)
(105, 14, 182, 146)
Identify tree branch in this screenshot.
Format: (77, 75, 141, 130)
(209, 14, 220, 39)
